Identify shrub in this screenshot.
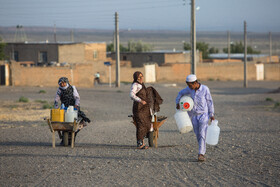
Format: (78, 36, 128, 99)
(265, 98, 273, 102)
(43, 103, 53, 109)
(35, 100, 48, 104)
(19, 96, 29, 103)
(39, 90, 46, 94)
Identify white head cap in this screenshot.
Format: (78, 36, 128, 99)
(186, 74, 197, 82)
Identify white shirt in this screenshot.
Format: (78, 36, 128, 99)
(129, 82, 142, 102)
(176, 84, 214, 117)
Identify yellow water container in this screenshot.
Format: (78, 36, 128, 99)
(51, 109, 65, 122)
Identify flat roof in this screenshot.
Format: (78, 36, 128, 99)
(7, 41, 106, 45)
(209, 53, 269, 59)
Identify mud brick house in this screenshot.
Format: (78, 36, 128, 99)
(108, 51, 201, 67)
(4, 42, 107, 65)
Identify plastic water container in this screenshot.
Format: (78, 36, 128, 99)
(65, 106, 78, 122)
(206, 120, 220, 145)
(174, 110, 193, 133)
(179, 96, 194, 111)
(51, 109, 64, 122)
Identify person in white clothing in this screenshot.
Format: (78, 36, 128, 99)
(175, 74, 215, 162)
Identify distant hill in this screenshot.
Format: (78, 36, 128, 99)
(0, 26, 279, 55)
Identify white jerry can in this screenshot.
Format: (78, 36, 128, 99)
(65, 106, 78, 122)
(179, 96, 194, 111)
(206, 120, 220, 145)
(174, 110, 193, 133)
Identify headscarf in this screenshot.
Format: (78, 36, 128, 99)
(133, 71, 142, 84)
(132, 71, 146, 89)
(58, 77, 70, 90)
(58, 77, 69, 85)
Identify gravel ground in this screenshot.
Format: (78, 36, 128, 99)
(0, 81, 279, 186)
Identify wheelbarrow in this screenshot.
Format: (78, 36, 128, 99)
(128, 115, 167, 148)
(45, 118, 79, 148)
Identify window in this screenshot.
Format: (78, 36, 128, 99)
(12, 51, 19, 61)
(93, 50, 98, 59)
(39, 51, 47, 63)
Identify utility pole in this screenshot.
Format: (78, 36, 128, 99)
(115, 12, 120, 87)
(191, 0, 196, 74)
(244, 21, 247, 88)
(54, 24, 57, 43)
(269, 32, 272, 63)
(227, 31, 231, 60)
(71, 29, 74, 42)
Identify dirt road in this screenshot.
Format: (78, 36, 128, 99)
(0, 81, 279, 186)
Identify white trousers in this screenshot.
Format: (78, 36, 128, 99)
(191, 113, 209, 155)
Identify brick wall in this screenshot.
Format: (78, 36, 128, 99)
(264, 63, 280, 80)
(7, 60, 280, 88)
(84, 43, 107, 62)
(156, 64, 191, 82)
(58, 44, 85, 63)
(10, 61, 94, 87)
(197, 62, 257, 81)
(164, 52, 201, 64)
(5, 43, 58, 64)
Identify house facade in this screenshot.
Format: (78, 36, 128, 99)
(108, 51, 201, 67)
(4, 42, 107, 65)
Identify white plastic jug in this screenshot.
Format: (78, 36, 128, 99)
(206, 120, 220, 145)
(174, 110, 193, 133)
(179, 96, 194, 111)
(65, 106, 78, 122)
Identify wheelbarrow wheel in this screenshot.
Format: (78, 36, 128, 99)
(148, 131, 154, 147)
(63, 132, 69, 146)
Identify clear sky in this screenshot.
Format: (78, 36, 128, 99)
(0, 0, 279, 32)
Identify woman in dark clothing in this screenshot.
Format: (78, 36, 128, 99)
(54, 77, 91, 145)
(129, 72, 151, 149)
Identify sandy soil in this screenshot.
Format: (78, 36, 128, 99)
(0, 81, 279, 186)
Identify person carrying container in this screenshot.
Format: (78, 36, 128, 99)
(130, 71, 163, 149)
(130, 71, 150, 149)
(54, 77, 91, 145)
(175, 74, 215, 162)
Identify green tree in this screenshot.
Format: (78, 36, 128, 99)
(223, 41, 260, 54)
(107, 43, 128, 52)
(183, 42, 214, 59)
(128, 40, 153, 52)
(183, 42, 191, 50)
(196, 42, 209, 59)
(209, 47, 219, 54)
(0, 37, 6, 60)
(107, 43, 114, 52)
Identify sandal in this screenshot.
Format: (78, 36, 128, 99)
(137, 144, 149, 149)
(137, 140, 149, 149)
(198, 154, 206, 162)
